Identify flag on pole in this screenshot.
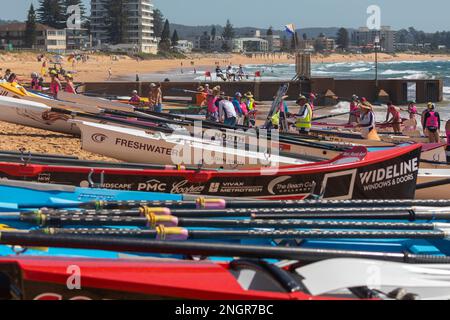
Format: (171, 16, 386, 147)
(284, 24, 296, 35)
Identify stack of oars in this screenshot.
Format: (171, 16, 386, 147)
(1, 198, 450, 264)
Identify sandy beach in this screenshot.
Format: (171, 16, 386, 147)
(0, 121, 115, 161)
(0, 52, 449, 83)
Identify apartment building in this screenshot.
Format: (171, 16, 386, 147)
(90, 0, 158, 53)
(0, 23, 66, 53)
(352, 26, 396, 53)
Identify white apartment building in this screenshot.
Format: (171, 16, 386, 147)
(352, 26, 396, 53)
(90, 0, 158, 54)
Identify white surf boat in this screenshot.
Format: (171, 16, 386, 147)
(0, 96, 80, 135)
(75, 121, 310, 169)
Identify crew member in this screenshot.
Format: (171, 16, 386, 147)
(423, 103, 441, 143)
(219, 95, 238, 127)
(295, 95, 313, 134)
(64, 74, 77, 94)
(232, 92, 247, 125)
(446, 120, 450, 163)
(206, 87, 220, 122)
(404, 101, 418, 131)
(385, 101, 402, 134)
(349, 95, 360, 124)
(49, 70, 62, 98)
(358, 101, 380, 141)
(129, 90, 141, 103)
(243, 92, 256, 127)
(195, 86, 208, 107)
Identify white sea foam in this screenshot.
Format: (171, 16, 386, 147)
(350, 67, 372, 72)
(381, 69, 424, 75)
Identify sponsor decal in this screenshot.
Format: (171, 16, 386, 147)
(268, 176, 315, 195)
(101, 182, 133, 190)
(137, 179, 167, 192)
(137, 179, 204, 194)
(359, 158, 419, 191)
(209, 182, 221, 193)
(37, 173, 51, 183)
(91, 133, 107, 143)
(115, 138, 173, 156)
(41, 111, 70, 123)
(218, 182, 264, 193)
(171, 180, 205, 194)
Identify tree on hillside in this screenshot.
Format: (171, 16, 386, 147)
(171, 29, 179, 46)
(153, 8, 164, 38)
(62, 0, 87, 27)
(266, 26, 273, 36)
(103, 0, 128, 44)
(24, 4, 37, 48)
(37, 0, 65, 28)
(302, 33, 307, 40)
(159, 19, 171, 51)
(336, 27, 349, 50)
(211, 25, 216, 39)
(222, 20, 235, 40)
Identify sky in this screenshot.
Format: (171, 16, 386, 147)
(5, 0, 450, 32)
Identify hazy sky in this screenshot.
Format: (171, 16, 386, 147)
(5, 0, 450, 32)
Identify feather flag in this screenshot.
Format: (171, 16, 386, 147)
(284, 24, 296, 35)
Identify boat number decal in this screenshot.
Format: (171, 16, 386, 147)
(91, 133, 108, 143)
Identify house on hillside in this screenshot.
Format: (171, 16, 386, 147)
(0, 23, 66, 53)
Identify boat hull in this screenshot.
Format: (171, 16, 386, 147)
(0, 145, 422, 200)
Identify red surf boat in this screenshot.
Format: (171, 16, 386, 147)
(0, 145, 421, 200)
(0, 256, 340, 300)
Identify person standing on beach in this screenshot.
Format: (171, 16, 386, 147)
(108, 68, 112, 81)
(243, 92, 257, 127)
(219, 95, 238, 127)
(349, 95, 360, 124)
(295, 95, 313, 134)
(403, 101, 418, 132)
(232, 92, 246, 125)
(195, 86, 208, 107)
(423, 103, 441, 143)
(206, 87, 220, 122)
(358, 102, 380, 141)
(446, 120, 450, 163)
(384, 101, 402, 134)
(3, 69, 11, 81)
(152, 83, 163, 113)
(64, 74, 77, 94)
(49, 70, 62, 98)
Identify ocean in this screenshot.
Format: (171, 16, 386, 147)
(137, 59, 450, 120)
(140, 59, 450, 99)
